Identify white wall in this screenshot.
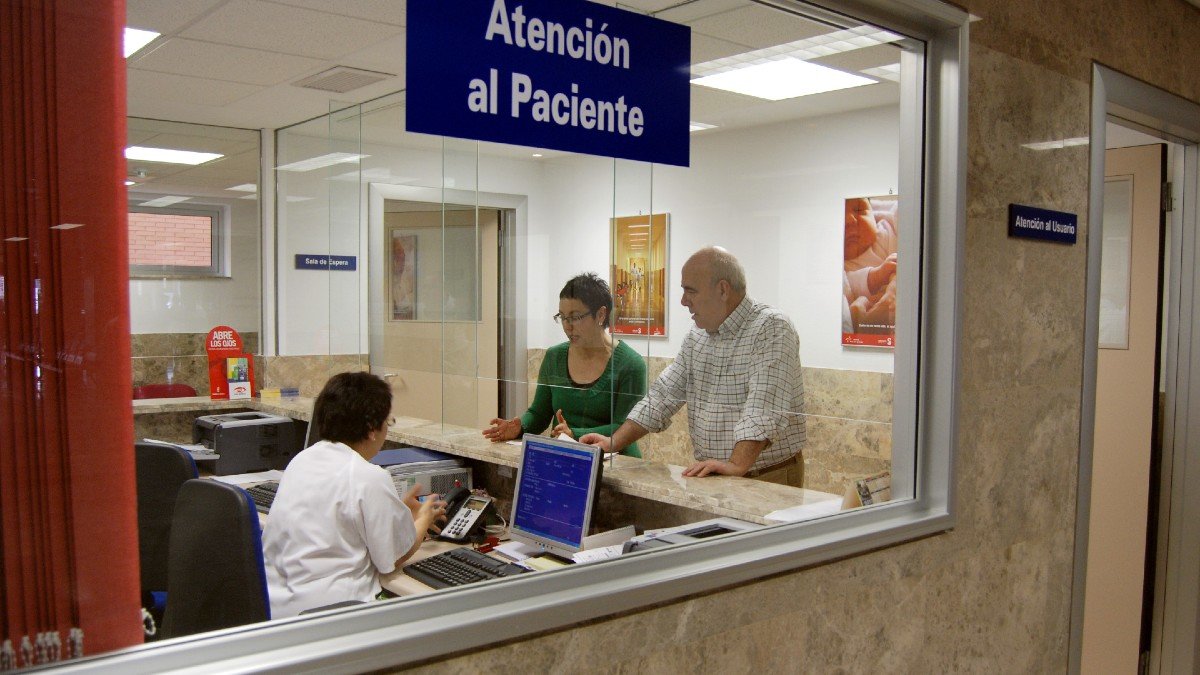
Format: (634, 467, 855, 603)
(278, 104, 900, 373)
(526, 105, 900, 372)
(128, 197, 261, 337)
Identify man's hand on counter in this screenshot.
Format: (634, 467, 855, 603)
(578, 433, 612, 453)
(681, 459, 749, 478)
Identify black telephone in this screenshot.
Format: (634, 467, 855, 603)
(435, 487, 495, 542)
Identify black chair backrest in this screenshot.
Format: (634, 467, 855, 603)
(159, 479, 270, 639)
(134, 442, 198, 594)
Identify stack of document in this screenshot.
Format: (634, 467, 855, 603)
(373, 447, 462, 476)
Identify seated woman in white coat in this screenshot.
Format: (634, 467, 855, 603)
(262, 371, 446, 618)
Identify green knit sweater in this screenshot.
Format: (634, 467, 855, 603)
(519, 341, 647, 457)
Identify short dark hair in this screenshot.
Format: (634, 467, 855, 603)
(559, 272, 614, 328)
(312, 371, 392, 445)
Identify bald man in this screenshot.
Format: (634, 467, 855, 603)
(581, 247, 806, 486)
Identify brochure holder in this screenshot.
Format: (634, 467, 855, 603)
(205, 325, 255, 400)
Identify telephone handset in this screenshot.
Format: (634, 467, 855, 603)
(436, 487, 495, 542)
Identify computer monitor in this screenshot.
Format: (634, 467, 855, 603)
(508, 434, 604, 559)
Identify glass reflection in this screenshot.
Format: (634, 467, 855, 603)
(121, 0, 917, 652)
(127, 118, 261, 402)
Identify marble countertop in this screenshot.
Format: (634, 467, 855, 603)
(133, 396, 842, 524)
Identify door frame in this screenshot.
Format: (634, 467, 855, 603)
(366, 183, 529, 418)
(1073, 65, 1200, 674)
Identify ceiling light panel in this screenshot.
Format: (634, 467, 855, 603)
(124, 27, 160, 58)
(692, 58, 875, 101)
(861, 63, 901, 83)
(139, 196, 191, 207)
(276, 152, 367, 172)
(691, 26, 903, 79)
(126, 146, 223, 165)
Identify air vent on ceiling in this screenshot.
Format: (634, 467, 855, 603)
(293, 66, 394, 94)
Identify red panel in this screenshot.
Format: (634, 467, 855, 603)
(0, 0, 140, 658)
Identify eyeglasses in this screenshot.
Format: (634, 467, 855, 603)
(553, 310, 595, 326)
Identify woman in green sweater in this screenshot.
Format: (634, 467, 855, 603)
(482, 273, 648, 457)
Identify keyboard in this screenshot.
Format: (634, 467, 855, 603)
(404, 547, 528, 589)
(245, 481, 279, 513)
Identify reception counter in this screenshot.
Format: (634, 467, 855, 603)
(133, 396, 842, 525)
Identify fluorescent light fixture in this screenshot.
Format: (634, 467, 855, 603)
(689, 122, 717, 132)
(692, 58, 874, 101)
(124, 27, 160, 58)
(139, 196, 190, 208)
(1021, 137, 1090, 151)
(861, 63, 901, 83)
(532, 153, 543, 158)
(691, 26, 903, 79)
(239, 194, 313, 203)
(126, 146, 223, 165)
(275, 152, 366, 172)
(226, 183, 257, 192)
(125, 180, 136, 186)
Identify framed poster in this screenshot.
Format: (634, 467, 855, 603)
(389, 231, 417, 321)
(610, 213, 669, 337)
(842, 195, 898, 348)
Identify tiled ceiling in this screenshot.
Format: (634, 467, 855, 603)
(126, 0, 906, 135)
(124, 0, 908, 198)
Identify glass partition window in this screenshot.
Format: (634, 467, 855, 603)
(127, 118, 261, 405)
(107, 0, 953, 667)
(276, 0, 916, 541)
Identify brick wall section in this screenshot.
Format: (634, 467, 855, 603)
(128, 212, 212, 266)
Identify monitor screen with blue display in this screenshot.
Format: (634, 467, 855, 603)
(508, 434, 604, 558)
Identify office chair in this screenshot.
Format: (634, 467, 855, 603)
(132, 383, 198, 399)
(159, 480, 270, 639)
(134, 441, 199, 636)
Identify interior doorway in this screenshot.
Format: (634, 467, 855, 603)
(1081, 137, 1167, 673)
(1074, 65, 1200, 675)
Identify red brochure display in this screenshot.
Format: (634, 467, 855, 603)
(205, 326, 255, 400)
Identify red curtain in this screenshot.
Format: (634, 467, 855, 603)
(0, 0, 140, 667)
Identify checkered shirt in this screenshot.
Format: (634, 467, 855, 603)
(628, 296, 806, 470)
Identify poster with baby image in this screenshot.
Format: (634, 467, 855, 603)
(842, 195, 898, 348)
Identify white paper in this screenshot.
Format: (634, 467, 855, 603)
(494, 540, 541, 562)
(144, 438, 212, 454)
(572, 544, 624, 564)
(582, 525, 636, 550)
(210, 470, 284, 486)
(764, 498, 842, 523)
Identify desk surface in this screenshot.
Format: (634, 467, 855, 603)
(135, 396, 843, 525)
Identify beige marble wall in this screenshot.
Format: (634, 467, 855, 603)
(131, 332, 258, 395)
(526, 348, 892, 495)
(411, 1, 1200, 671)
(257, 354, 368, 397)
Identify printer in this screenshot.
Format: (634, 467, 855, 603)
(193, 412, 300, 475)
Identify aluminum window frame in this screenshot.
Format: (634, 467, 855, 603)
(128, 201, 229, 279)
(61, 0, 967, 671)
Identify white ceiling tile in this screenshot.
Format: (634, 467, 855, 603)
(128, 69, 263, 107)
(132, 38, 326, 86)
(336, 35, 405, 81)
(180, 0, 402, 60)
(813, 45, 903, 73)
(127, 0, 226, 34)
(690, 5, 829, 50)
(267, 0, 406, 26)
(692, 33, 751, 63)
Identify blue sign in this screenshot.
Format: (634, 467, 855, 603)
(1008, 204, 1078, 244)
(294, 254, 357, 271)
(407, 0, 691, 166)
